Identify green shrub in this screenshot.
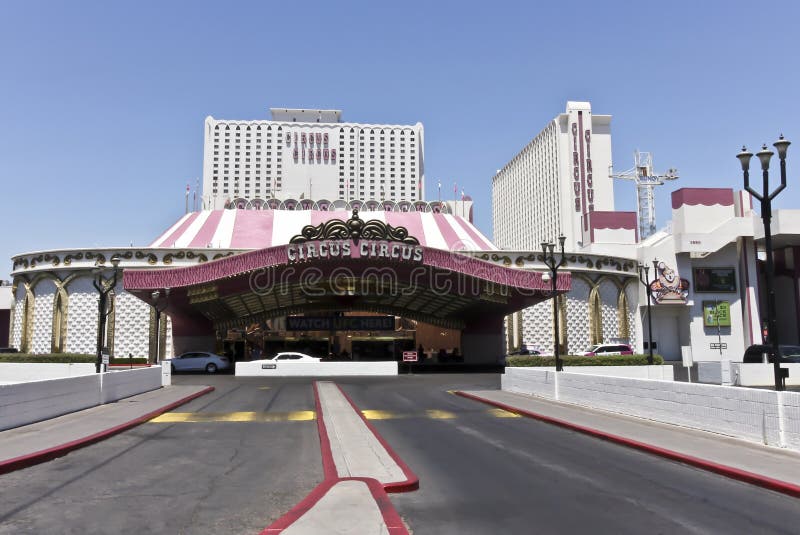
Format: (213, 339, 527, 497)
(506, 354, 664, 367)
(0, 354, 149, 364)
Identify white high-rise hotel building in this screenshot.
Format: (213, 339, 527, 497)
(493, 101, 614, 251)
(202, 108, 425, 209)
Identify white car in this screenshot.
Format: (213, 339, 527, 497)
(169, 351, 231, 373)
(268, 352, 321, 362)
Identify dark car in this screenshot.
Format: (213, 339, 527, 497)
(743, 344, 800, 363)
(508, 347, 542, 356)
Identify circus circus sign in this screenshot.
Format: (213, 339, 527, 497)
(287, 240, 423, 264)
(286, 208, 423, 264)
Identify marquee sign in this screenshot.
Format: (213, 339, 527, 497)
(287, 240, 423, 263)
(286, 315, 395, 331)
(287, 208, 423, 264)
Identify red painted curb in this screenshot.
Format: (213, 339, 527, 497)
(312, 381, 339, 481)
(335, 383, 420, 493)
(0, 386, 215, 476)
(261, 478, 409, 535)
(455, 390, 800, 499)
(261, 382, 412, 534)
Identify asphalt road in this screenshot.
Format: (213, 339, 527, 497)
(337, 374, 800, 535)
(0, 376, 322, 535)
(2, 373, 800, 534)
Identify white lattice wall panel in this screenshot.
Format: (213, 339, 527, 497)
(165, 316, 174, 359)
(31, 280, 56, 354)
(521, 301, 553, 353)
(598, 279, 620, 343)
(565, 279, 591, 354)
(112, 286, 151, 358)
(11, 285, 24, 349)
(65, 277, 99, 355)
(624, 281, 639, 348)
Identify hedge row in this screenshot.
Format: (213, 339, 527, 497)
(506, 354, 664, 367)
(0, 354, 149, 364)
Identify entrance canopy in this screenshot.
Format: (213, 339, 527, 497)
(125, 210, 569, 331)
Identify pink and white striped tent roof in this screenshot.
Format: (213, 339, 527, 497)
(150, 210, 498, 251)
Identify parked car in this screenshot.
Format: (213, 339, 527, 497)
(580, 343, 634, 356)
(743, 344, 800, 363)
(268, 352, 321, 362)
(507, 348, 542, 356)
(169, 351, 231, 373)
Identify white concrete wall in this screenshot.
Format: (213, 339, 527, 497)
(0, 363, 95, 383)
(0, 374, 100, 430)
(783, 392, 800, 450)
(236, 360, 397, 377)
(732, 363, 800, 387)
(0, 366, 163, 431)
(697, 361, 723, 383)
(555, 365, 674, 380)
(100, 366, 162, 403)
(503, 367, 800, 450)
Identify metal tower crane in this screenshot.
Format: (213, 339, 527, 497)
(609, 151, 678, 240)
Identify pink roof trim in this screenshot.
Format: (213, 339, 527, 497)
(671, 188, 734, 210)
(431, 213, 463, 249)
(157, 212, 201, 248)
(188, 210, 224, 248)
(451, 215, 494, 250)
(230, 210, 275, 249)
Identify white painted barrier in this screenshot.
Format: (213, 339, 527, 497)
(502, 367, 800, 450)
(697, 361, 728, 384)
(546, 365, 674, 381)
(236, 360, 398, 377)
(0, 363, 96, 384)
(100, 366, 162, 404)
(0, 367, 164, 431)
(731, 363, 800, 386)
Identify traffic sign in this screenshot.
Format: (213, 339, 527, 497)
(402, 351, 418, 362)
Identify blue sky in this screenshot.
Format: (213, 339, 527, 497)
(2, 1, 798, 279)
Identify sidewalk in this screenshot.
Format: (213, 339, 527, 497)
(0, 384, 213, 474)
(458, 389, 800, 497)
(262, 381, 416, 534)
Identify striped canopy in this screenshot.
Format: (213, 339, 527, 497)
(151, 210, 497, 251)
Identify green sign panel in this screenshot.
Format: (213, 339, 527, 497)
(703, 301, 731, 327)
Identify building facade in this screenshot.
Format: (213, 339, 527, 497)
(203, 108, 425, 209)
(492, 101, 614, 251)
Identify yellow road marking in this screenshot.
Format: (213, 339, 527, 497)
(425, 409, 457, 419)
(361, 410, 399, 420)
(487, 408, 521, 418)
(150, 411, 315, 423)
(257, 386, 271, 390)
(150, 408, 520, 423)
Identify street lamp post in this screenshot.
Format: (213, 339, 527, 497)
(542, 236, 567, 371)
(151, 288, 170, 364)
(92, 255, 121, 373)
(737, 135, 791, 391)
(637, 259, 659, 365)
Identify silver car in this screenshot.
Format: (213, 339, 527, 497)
(169, 351, 231, 373)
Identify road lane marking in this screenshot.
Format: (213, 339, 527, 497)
(487, 408, 522, 418)
(360, 410, 398, 420)
(149, 409, 522, 423)
(425, 409, 457, 419)
(150, 411, 316, 423)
